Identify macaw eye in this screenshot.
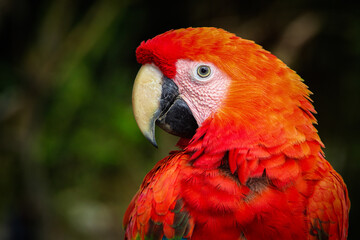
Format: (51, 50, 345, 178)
(196, 65, 211, 78)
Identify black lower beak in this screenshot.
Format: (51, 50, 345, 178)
(156, 77, 198, 140)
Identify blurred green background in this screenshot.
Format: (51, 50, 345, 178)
(0, 0, 359, 239)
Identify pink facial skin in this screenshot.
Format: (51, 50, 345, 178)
(173, 59, 231, 126)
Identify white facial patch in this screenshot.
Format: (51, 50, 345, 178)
(173, 59, 231, 126)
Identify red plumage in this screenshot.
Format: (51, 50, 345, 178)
(124, 28, 350, 240)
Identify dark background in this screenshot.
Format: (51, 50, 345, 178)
(0, 0, 359, 239)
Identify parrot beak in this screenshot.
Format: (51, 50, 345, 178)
(132, 64, 198, 147)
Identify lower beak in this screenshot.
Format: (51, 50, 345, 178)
(132, 64, 198, 147)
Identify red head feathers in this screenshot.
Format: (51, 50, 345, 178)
(136, 28, 321, 164)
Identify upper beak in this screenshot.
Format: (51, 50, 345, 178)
(132, 64, 198, 147)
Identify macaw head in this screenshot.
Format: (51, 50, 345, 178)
(132, 27, 319, 151)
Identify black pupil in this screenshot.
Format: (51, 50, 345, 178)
(200, 66, 208, 75)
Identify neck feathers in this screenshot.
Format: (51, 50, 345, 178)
(182, 95, 323, 188)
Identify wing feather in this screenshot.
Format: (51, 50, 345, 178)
(307, 161, 350, 240)
(124, 152, 193, 240)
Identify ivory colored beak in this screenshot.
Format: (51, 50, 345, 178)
(132, 64, 163, 147)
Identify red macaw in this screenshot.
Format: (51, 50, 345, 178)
(123, 27, 350, 240)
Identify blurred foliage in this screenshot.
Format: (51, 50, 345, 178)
(0, 0, 359, 239)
